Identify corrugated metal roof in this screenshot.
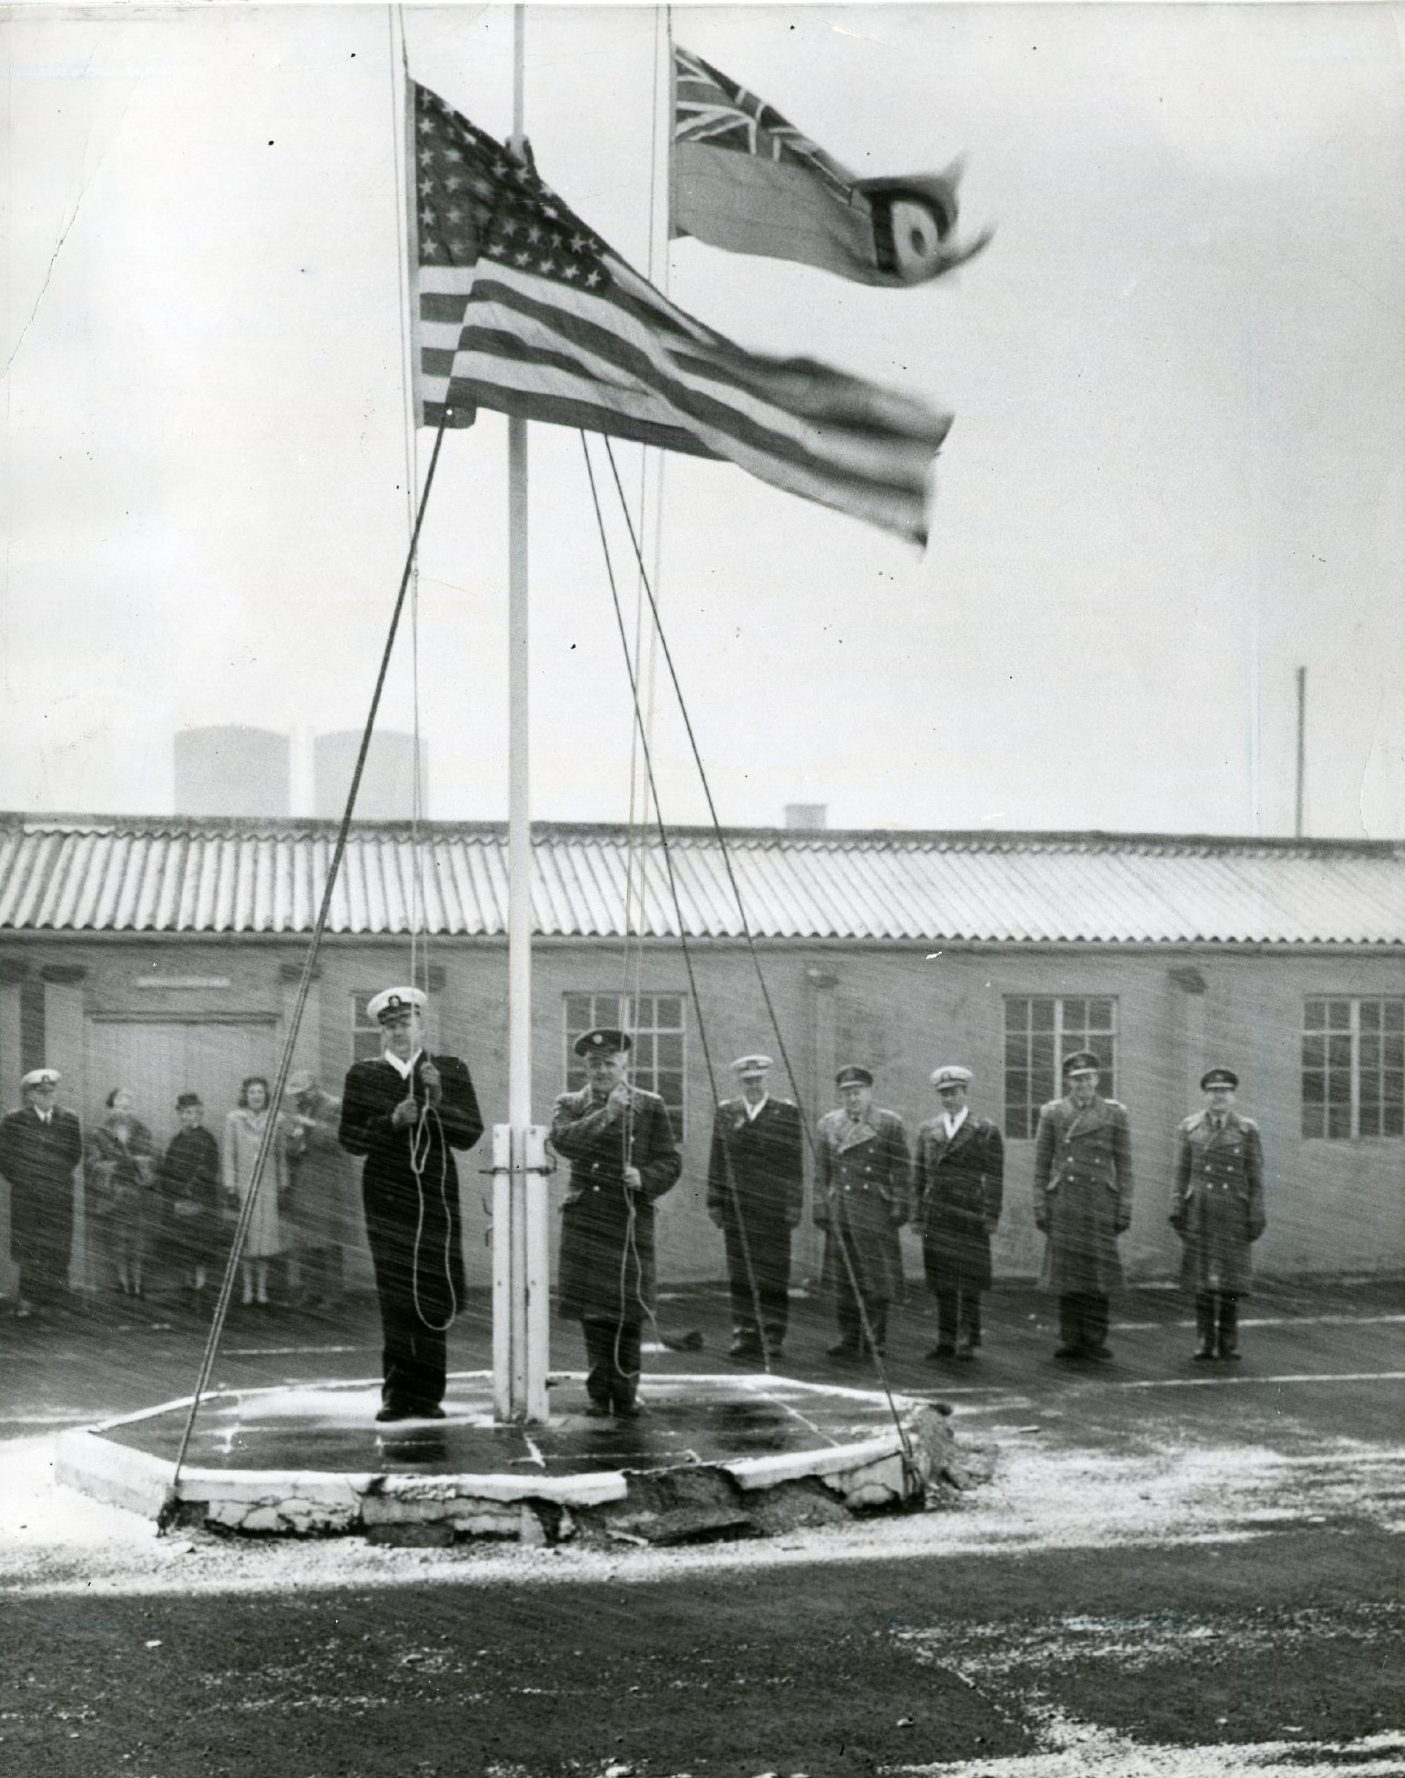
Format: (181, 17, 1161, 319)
(0, 817, 1402, 945)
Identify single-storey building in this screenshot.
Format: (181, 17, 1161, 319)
(1, 812, 1402, 1298)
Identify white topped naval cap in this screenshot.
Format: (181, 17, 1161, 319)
(931, 1064, 973, 1089)
(731, 1054, 774, 1077)
(20, 1068, 61, 1090)
(366, 986, 427, 1024)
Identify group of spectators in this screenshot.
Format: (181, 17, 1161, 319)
(0, 1066, 352, 1319)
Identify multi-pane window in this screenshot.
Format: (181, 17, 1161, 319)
(564, 992, 686, 1139)
(1004, 996, 1117, 1139)
(1302, 998, 1404, 1139)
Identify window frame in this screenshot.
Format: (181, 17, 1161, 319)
(1003, 994, 1119, 1139)
(1301, 996, 1405, 1140)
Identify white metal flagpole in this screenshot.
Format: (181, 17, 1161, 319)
(493, 2, 550, 1423)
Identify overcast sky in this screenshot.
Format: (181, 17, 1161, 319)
(2, 2, 1401, 837)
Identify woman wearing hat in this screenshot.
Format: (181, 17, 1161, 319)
(156, 1093, 224, 1306)
(86, 1087, 159, 1300)
(1171, 1069, 1266, 1361)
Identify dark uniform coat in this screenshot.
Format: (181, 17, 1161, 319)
(552, 1085, 681, 1325)
(338, 1053, 483, 1317)
(1171, 1109, 1265, 1296)
(1033, 1093, 1133, 1296)
(156, 1125, 224, 1270)
(707, 1096, 804, 1233)
(913, 1113, 1004, 1293)
(0, 1105, 83, 1291)
(815, 1107, 910, 1306)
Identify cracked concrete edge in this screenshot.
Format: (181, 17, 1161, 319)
(724, 1431, 907, 1491)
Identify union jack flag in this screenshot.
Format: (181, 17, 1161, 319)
(673, 47, 858, 203)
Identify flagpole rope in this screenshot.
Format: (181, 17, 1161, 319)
(598, 437, 916, 1461)
(158, 417, 455, 1527)
(580, 433, 773, 1375)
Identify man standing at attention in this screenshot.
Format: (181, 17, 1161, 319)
(552, 1028, 681, 1418)
(1171, 1067, 1265, 1362)
(913, 1064, 1004, 1362)
(707, 1053, 804, 1365)
(815, 1065, 910, 1362)
(0, 1069, 84, 1320)
(1033, 1050, 1133, 1362)
(338, 987, 483, 1422)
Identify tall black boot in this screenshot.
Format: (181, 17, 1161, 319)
(1217, 1294, 1241, 1361)
(1193, 1293, 1216, 1361)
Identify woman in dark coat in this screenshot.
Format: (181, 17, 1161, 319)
(157, 1092, 225, 1301)
(551, 1028, 681, 1417)
(87, 1087, 159, 1299)
(1171, 1068, 1266, 1362)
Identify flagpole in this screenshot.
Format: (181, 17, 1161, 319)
(493, 1, 550, 1423)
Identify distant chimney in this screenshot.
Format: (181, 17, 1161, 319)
(784, 803, 827, 830)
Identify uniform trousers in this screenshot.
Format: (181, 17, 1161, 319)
(1196, 1290, 1240, 1355)
(371, 1252, 451, 1411)
(582, 1315, 642, 1411)
(723, 1219, 791, 1349)
(934, 1280, 983, 1351)
(1058, 1291, 1110, 1353)
(832, 1222, 889, 1354)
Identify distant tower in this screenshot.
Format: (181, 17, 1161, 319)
(174, 727, 291, 818)
(314, 730, 427, 821)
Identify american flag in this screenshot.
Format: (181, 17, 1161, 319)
(410, 81, 951, 543)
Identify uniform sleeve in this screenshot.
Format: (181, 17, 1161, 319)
(1112, 1105, 1134, 1230)
(1170, 1123, 1192, 1227)
(0, 1115, 16, 1185)
(337, 1065, 398, 1158)
(1245, 1122, 1266, 1240)
(706, 1105, 729, 1220)
(885, 1116, 912, 1225)
(636, 1098, 681, 1200)
(549, 1090, 623, 1157)
(1032, 1105, 1057, 1227)
(435, 1057, 484, 1152)
(780, 1102, 805, 1225)
(982, 1124, 1005, 1232)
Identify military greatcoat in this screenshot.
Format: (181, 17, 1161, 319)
(1170, 1109, 1265, 1296)
(814, 1107, 910, 1306)
(552, 1085, 681, 1324)
(0, 1105, 84, 1293)
(1032, 1093, 1133, 1296)
(912, 1114, 1004, 1293)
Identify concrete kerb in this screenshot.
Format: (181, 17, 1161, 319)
(55, 1372, 973, 1546)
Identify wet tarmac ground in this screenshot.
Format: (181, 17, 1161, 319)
(98, 1372, 910, 1477)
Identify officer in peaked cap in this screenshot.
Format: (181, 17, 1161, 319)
(0, 1068, 83, 1319)
(1171, 1067, 1265, 1362)
(913, 1064, 1004, 1362)
(707, 1053, 804, 1365)
(552, 1026, 681, 1417)
(814, 1065, 910, 1362)
(338, 984, 482, 1421)
(1032, 1050, 1134, 1362)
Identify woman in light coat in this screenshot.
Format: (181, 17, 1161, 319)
(222, 1075, 289, 1307)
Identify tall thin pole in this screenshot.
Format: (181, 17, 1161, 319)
(494, 2, 549, 1423)
(1294, 666, 1307, 839)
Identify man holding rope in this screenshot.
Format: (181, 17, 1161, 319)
(552, 1028, 681, 1418)
(338, 987, 483, 1423)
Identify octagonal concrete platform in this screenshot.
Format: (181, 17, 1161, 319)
(55, 1372, 967, 1545)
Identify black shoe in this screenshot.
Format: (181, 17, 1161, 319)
(1085, 1344, 1113, 1362)
(1219, 1344, 1242, 1362)
(827, 1340, 860, 1360)
(414, 1403, 447, 1420)
(583, 1402, 612, 1418)
(926, 1343, 956, 1362)
(728, 1339, 763, 1364)
(613, 1400, 642, 1419)
(375, 1401, 415, 1423)
(1053, 1344, 1083, 1360)
(1193, 1342, 1217, 1362)
(953, 1341, 976, 1362)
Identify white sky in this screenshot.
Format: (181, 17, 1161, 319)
(1, 2, 1402, 836)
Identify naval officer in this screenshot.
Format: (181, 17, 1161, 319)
(551, 1029, 681, 1417)
(1032, 1050, 1134, 1361)
(338, 987, 483, 1421)
(1171, 1068, 1266, 1361)
(707, 1053, 805, 1364)
(912, 1064, 1004, 1361)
